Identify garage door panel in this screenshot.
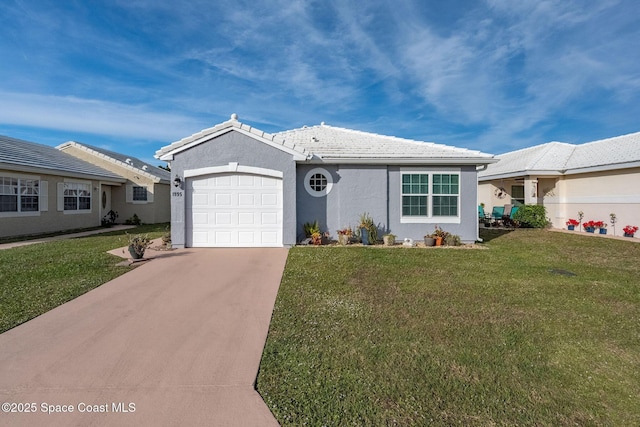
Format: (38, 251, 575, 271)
(186, 172, 283, 247)
(215, 193, 233, 207)
(238, 193, 255, 205)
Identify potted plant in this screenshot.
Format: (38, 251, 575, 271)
(429, 226, 449, 247)
(383, 233, 396, 246)
(583, 220, 597, 233)
(594, 221, 607, 235)
(358, 212, 378, 245)
(623, 225, 638, 238)
(566, 218, 579, 231)
(336, 228, 352, 245)
(127, 233, 152, 260)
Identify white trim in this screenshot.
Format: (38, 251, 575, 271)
(184, 163, 284, 179)
(303, 167, 333, 197)
(0, 173, 42, 217)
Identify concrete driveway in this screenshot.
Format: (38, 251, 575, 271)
(0, 248, 288, 426)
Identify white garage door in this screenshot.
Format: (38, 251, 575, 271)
(186, 173, 283, 247)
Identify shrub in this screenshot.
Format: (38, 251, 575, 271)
(512, 205, 549, 228)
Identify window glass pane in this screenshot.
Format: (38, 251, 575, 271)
(133, 186, 148, 201)
(64, 197, 78, 210)
(433, 196, 458, 216)
(402, 195, 427, 216)
(0, 195, 18, 212)
(433, 174, 460, 195)
(402, 174, 428, 195)
(309, 173, 327, 192)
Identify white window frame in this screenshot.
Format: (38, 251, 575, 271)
(0, 174, 42, 218)
(58, 180, 92, 214)
(400, 169, 461, 224)
(304, 167, 333, 198)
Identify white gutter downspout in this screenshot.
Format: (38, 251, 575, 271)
(476, 164, 489, 242)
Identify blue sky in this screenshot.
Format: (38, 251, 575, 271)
(1, 0, 639, 166)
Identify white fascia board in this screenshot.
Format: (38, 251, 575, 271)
(478, 170, 562, 181)
(300, 157, 497, 165)
(564, 161, 640, 175)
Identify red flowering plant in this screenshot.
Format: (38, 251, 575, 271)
(593, 221, 606, 229)
(623, 225, 638, 235)
(582, 220, 598, 230)
(566, 219, 580, 226)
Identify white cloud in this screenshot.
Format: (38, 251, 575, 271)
(0, 91, 206, 141)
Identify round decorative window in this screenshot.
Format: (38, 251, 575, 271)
(304, 168, 333, 197)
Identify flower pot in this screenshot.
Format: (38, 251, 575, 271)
(599, 228, 607, 235)
(360, 228, 369, 245)
(624, 233, 635, 238)
(128, 245, 144, 260)
(383, 235, 395, 246)
(434, 236, 443, 246)
(338, 234, 349, 245)
(585, 227, 595, 233)
(567, 225, 575, 231)
(424, 237, 436, 246)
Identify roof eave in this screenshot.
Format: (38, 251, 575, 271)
(564, 160, 640, 175)
(302, 156, 497, 165)
(0, 162, 127, 183)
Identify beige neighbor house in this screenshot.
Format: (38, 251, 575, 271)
(478, 132, 640, 234)
(0, 135, 125, 238)
(57, 141, 171, 225)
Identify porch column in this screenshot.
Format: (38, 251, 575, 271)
(524, 177, 538, 205)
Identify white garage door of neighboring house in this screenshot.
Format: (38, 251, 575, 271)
(186, 173, 283, 247)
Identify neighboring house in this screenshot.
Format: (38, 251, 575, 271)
(0, 135, 125, 238)
(155, 114, 496, 248)
(58, 141, 171, 225)
(478, 132, 640, 231)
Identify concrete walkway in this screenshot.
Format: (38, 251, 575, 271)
(0, 225, 135, 250)
(0, 248, 288, 426)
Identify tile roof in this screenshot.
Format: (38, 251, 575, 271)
(156, 114, 495, 165)
(0, 135, 124, 181)
(479, 131, 640, 179)
(59, 141, 171, 183)
(275, 123, 495, 164)
(155, 114, 310, 161)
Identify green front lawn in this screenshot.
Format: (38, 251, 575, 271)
(258, 229, 640, 426)
(0, 224, 168, 333)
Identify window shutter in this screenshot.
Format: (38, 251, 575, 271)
(146, 185, 154, 203)
(40, 181, 48, 212)
(126, 184, 133, 203)
(57, 182, 64, 211)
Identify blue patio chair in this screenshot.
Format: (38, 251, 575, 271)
(491, 206, 504, 225)
(510, 205, 520, 219)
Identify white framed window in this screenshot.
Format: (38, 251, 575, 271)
(58, 181, 91, 213)
(401, 170, 460, 223)
(0, 175, 43, 217)
(304, 167, 333, 197)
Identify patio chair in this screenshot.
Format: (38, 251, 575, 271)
(491, 206, 504, 226)
(478, 205, 491, 226)
(502, 204, 513, 227)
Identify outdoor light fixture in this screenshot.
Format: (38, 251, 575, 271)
(173, 175, 182, 188)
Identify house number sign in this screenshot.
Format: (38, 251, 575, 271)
(172, 191, 183, 197)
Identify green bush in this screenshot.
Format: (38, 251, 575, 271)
(513, 205, 549, 228)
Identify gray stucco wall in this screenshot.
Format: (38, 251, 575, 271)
(296, 165, 388, 241)
(387, 165, 479, 243)
(168, 131, 297, 247)
(297, 164, 479, 243)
